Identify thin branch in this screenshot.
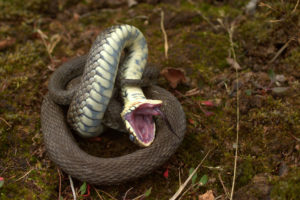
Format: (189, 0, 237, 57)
(160, 9, 169, 60)
(0, 117, 11, 127)
(93, 186, 105, 200)
(178, 184, 193, 200)
(132, 193, 146, 200)
(287, 132, 300, 142)
(123, 187, 133, 200)
(15, 168, 34, 181)
(178, 168, 182, 186)
(268, 38, 293, 64)
(96, 188, 118, 200)
(57, 168, 62, 200)
(196, 11, 218, 31)
(226, 21, 239, 200)
(218, 173, 230, 199)
(68, 175, 77, 200)
(0, 167, 8, 176)
(37, 29, 54, 62)
(292, 0, 299, 13)
(169, 150, 211, 200)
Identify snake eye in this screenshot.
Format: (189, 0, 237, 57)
(129, 134, 135, 142)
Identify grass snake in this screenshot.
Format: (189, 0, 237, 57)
(41, 25, 186, 185)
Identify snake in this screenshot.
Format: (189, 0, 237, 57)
(41, 24, 186, 184)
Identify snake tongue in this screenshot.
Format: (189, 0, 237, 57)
(124, 102, 162, 147)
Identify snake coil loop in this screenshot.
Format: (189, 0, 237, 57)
(41, 25, 186, 185)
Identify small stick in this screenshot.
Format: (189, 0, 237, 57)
(96, 188, 118, 200)
(15, 168, 34, 182)
(0, 117, 11, 127)
(218, 173, 230, 199)
(292, 0, 299, 13)
(0, 167, 8, 176)
(68, 175, 77, 200)
(57, 168, 62, 200)
(226, 19, 239, 200)
(93, 186, 105, 200)
(169, 150, 211, 200)
(287, 132, 300, 142)
(269, 38, 293, 64)
(178, 184, 193, 200)
(178, 168, 182, 186)
(132, 193, 145, 200)
(123, 187, 133, 200)
(196, 11, 218, 31)
(160, 9, 169, 60)
(37, 29, 54, 63)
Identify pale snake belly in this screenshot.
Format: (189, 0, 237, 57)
(41, 24, 186, 184)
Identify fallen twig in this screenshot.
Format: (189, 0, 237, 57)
(226, 19, 239, 200)
(269, 38, 294, 64)
(178, 184, 193, 200)
(287, 132, 300, 142)
(218, 173, 230, 199)
(160, 9, 169, 60)
(36, 29, 61, 70)
(96, 188, 118, 200)
(0, 117, 11, 127)
(57, 168, 62, 200)
(196, 10, 218, 31)
(169, 150, 211, 200)
(292, 0, 299, 13)
(186, 0, 218, 30)
(0, 167, 8, 177)
(92, 186, 105, 200)
(68, 175, 77, 200)
(123, 187, 133, 200)
(15, 168, 34, 182)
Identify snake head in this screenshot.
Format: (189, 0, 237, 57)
(121, 100, 162, 147)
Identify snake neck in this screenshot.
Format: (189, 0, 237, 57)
(66, 24, 163, 147)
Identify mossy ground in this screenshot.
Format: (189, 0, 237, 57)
(0, 0, 299, 199)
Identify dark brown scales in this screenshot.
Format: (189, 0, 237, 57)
(41, 57, 186, 185)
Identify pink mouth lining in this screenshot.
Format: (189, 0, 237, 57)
(124, 103, 162, 144)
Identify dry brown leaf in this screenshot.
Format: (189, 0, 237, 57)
(198, 190, 214, 200)
(0, 37, 16, 50)
(226, 57, 241, 70)
(160, 67, 187, 88)
(73, 12, 80, 21)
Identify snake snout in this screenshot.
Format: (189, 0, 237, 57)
(122, 100, 162, 147)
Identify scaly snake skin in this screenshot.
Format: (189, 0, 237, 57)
(68, 25, 151, 138)
(41, 25, 186, 184)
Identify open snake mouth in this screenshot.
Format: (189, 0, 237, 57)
(122, 100, 162, 147)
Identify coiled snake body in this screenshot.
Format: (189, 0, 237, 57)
(41, 25, 186, 185)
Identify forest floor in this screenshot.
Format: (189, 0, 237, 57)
(0, 0, 299, 199)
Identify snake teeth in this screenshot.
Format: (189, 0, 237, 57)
(121, 99, 162, 147)
(66, 24, 165, 147)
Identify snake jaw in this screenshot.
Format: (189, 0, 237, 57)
(121, 100, 163, 147)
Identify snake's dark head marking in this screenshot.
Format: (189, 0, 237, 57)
(122, 100, 179, 147)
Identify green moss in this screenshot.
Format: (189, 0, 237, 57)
(0, 0, 56, 20)
(79, 11, 114, 27)
(237, 156, 256, 186)
(271, 168, 300, 200)
(1, 0, 299, 199)
(284, 47, 300, 69)
(0, 40, 45, 75)
(180, 0, 244, 17)
(238, 19, 273, 45)
(0, 169, 57, 199)
(182, 31, 230, 72)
